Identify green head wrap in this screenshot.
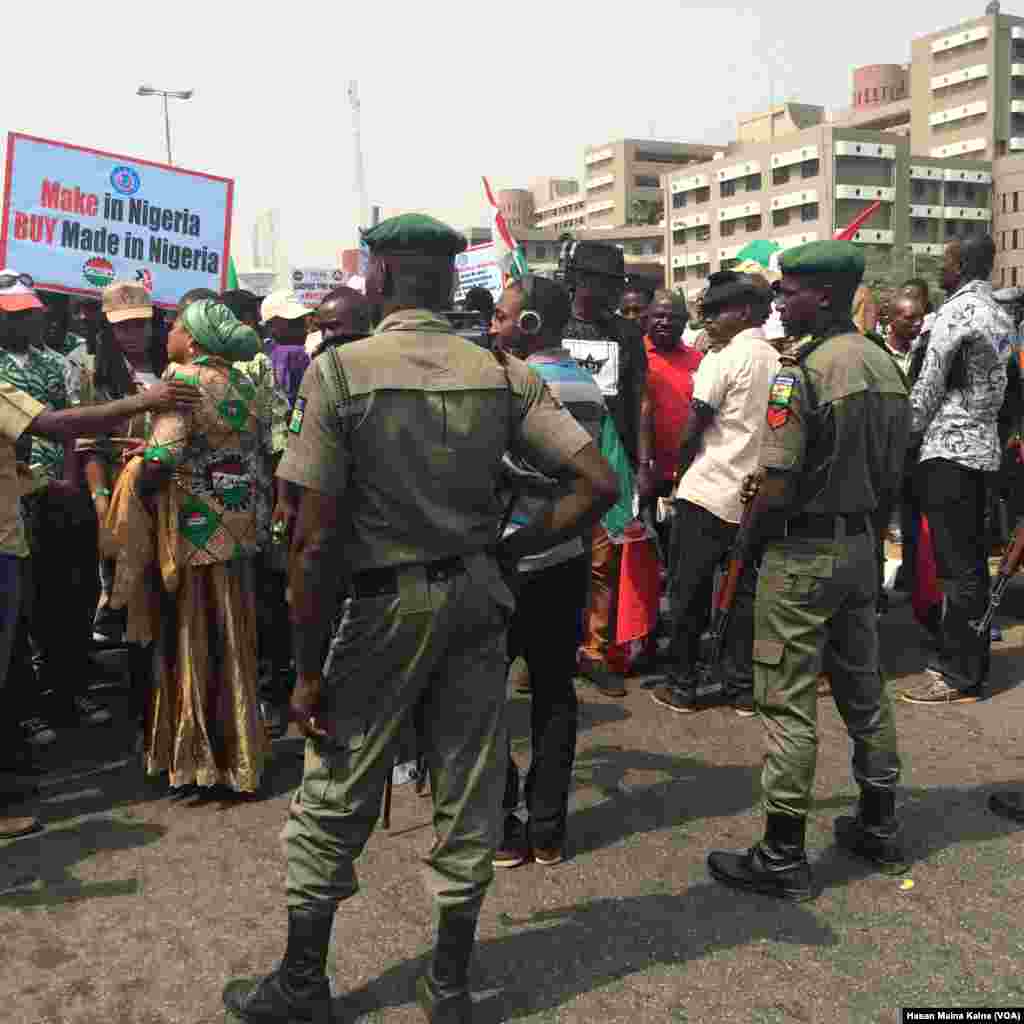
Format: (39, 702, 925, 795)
(181, 299, 260, 361)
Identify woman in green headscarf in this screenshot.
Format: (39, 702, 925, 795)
(107, 299, 270, 794)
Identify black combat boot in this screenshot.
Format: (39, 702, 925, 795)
(223, 908, 334, 1023)
(415, 910, 478, 1024)
(707, 813, 815, 901)
(834, 789, 907, 875)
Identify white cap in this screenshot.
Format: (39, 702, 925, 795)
(260, 289, 311, 322)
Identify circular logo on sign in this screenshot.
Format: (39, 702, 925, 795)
(292, 270, 303, 282)
(83, 257, 115, 288)
(455, 253, 469, 268)
(110, 166, 141, 195)
(332, 270, 344, 281)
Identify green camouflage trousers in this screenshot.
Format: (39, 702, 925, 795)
(283, 554, 512, 918)
(752, 529, 901, 819)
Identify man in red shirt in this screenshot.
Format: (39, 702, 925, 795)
(642, 291, 702, 540)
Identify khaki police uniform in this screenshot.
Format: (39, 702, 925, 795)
(276, 308, 592, 919)
(754, 326, 910, 819)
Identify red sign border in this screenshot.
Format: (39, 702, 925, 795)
(0, 131, 234, 310)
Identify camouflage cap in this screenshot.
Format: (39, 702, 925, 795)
(779, 240, 865, 281)
(361, 213, 467, 257)
(102, 280, 153, 323)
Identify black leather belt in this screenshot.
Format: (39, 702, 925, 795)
(786, 514, 867, 540)
(350, 556, 466, 599)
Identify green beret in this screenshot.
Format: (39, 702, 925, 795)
(361, 213, 467, 257)
(779, 240, 865, 280)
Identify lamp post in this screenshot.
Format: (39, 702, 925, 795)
(136, 85, 194, 165)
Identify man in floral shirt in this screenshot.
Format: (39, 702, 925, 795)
(901, 236, 1013, 705)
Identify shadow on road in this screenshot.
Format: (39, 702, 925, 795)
(0, 816, 165, 909)
(339, 883, 836, 1021)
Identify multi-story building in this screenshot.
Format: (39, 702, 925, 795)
(910, 5, 1024, 162)
(581, 139, 723, 229)
(663, 125, 992, 299)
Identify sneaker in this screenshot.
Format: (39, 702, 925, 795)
(732, 692, 756, 717)
(259, 701, 289, 741)
(0, 814, 42, 840)
(71, 695, 113, 726)
(92, 606, 127, 644)
(834, 815, 907, 875)
(21, 717, 57, 748)
(532, 842, 564, 866)
(493, 815, 529, 868)
(577, 662, 627, 698)
(650, 680, 699, 714)
(988, 790, 1024, 824)
(899, 672, 982, 705)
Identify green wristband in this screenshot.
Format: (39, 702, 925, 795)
(92, 488, 112, 499)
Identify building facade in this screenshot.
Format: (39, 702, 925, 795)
(663, 126, 992, 298)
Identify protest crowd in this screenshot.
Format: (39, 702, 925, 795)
(2, 209, 1024, 1023)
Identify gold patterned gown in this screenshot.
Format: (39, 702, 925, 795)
(107, 357, 271, 792)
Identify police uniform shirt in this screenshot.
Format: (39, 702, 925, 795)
(277, 308, 594, 572)
(0, 380, 45, 558)
(759, 328, 910, 521)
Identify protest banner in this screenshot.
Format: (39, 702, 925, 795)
(453, 242, 503, 303)
(290, 266, 345, 308)
(0, 132, 233, 309)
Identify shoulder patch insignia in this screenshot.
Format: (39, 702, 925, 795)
(289, 396, 306, 435)
(767, 373, 797, 429)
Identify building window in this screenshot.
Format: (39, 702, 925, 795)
(773, 209, 791, 228)
(674, 267, 687, 284)
(535, 245, 547, 260)
(746, 215, 762, 232)
(946, 183, 959, 201)
(720, 180, 736, 198)
(695, 225, 710, 242)
(1014, 268, 1020, 287)
(721, 219, 736, 236)
(1014, 229, 1020, 249)
(912, 181, 925, 199)
(1002, 268, 1007, 286)
(801, 203, 819, 222)
(635, 175, 660, 188)
(1016, 192, 1020, 213)
(881, 86, 887, 100)
(672, 192, 687, 209)
(745, 173, 762, 192)
(1003, 231, 1007, 251)
(1003, 192, 1008, 213)
(772, 166, 791, 186)
(873, 87, 878, 101)
(695, 186, 711, 204)
(801, 159, 820, 179)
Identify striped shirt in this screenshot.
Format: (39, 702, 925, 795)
(505, 347, 605, 572)
(0, 347, 69, 480)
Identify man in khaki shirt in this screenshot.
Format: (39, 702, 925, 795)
(223, 214, 617, 1024)
(0, 376, 199, 840)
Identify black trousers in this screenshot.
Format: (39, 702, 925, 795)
(27, 487, 99, 712)
(667, 498, 755, 691)
(503, 554, 588, 848)
(254, 551, 293, 704)
(918, 459, 991, 686)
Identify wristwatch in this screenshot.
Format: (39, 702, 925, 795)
(91, 487, 112, 500)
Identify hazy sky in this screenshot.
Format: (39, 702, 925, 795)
(0, 0, 996, 268)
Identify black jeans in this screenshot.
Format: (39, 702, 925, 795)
(27, 487, 99, 715)
(918, 459, 991, 687)
(503, 555, 588, 848)
(667, 498, 755, 692)
(254, 552, 293, 705)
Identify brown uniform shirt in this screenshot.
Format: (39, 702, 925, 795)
(759, 327, 910, 523)
(277, 308, 593, 572)
(0, 380, 45, 558)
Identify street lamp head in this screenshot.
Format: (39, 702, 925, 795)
(137, 85, 156, 96)
(170, 89, 194, 100)
(136, 86, 193, 99)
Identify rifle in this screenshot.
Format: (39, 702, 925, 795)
(972, 518, 1024, 637)
(699, 474, 762, 680)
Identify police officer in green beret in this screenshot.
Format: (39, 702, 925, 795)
(223, 212, 618, 1024)
(706, 240, 910, 901)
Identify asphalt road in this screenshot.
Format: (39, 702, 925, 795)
(2, 582, 1024, 1024)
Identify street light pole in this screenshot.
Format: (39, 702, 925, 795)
(137, 85, 194, 166)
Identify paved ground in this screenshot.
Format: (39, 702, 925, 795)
(3, 582, 1024, 1024)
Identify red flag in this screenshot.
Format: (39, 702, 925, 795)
(912, 515, 943, 631)
(833, 200, 883, 241)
